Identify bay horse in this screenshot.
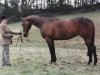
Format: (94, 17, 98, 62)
(22, 15, 98, 65)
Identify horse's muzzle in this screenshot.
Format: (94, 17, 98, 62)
(22, 32, 28, 37)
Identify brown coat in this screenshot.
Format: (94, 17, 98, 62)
(0, 24, 19, 45)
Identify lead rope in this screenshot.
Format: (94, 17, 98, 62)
(15, 32, 24, 51)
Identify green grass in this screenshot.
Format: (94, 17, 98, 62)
(0, 11, 100, 75)
(58, 11, 100, 19)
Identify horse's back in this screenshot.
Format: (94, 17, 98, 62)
(41, 19, 78, 39)
(41, 17, 94, 40)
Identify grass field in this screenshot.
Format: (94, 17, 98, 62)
(0, 11, 100, 75)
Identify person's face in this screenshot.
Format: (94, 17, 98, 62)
(2, 19, 8, 24)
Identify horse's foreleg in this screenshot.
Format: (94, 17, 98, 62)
(46, 38, 57, 63)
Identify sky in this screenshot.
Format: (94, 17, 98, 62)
(0, 0, 74, 4)
(0, 0, 4, 3)
(0, 0, 100, 4)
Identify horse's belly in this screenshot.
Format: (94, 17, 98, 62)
(53, 33, 78, 40)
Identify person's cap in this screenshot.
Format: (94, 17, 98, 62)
(0, 15, 7, 20)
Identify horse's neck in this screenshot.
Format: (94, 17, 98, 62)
(31, 17, 45, 28)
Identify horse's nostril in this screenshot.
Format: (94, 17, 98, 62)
(23, 33, 28, 37)
(24, 35, 27, 37)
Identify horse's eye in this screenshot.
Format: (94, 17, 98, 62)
(24, 30, 27, 32)
(23, 29, 26, 32)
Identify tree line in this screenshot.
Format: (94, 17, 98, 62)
(0, 0, 100, 17)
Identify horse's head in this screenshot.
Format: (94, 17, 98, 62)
(22, 19, 32, 37)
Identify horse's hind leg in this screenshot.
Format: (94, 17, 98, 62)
(83, 37, 97, 65)
(87, 44, 93, 65)
(87, 44, 97, 65)
(92, 45, 98, 65)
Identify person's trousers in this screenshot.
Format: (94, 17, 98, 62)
(2, 45, 10, 65)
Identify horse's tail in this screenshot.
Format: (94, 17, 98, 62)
(88, 19, 95, 44)
(92, 22, 95, 44)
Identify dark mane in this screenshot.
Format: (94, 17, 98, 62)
(24, 15, 41, 21)
(24, 15, 60, 23)
(46, 17, 60, 22)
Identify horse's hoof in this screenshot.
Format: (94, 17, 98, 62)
(93, 59, 98, 65)
(50, 60, 56, 64)
(50, 61, 56, 64)
(87, 63, 90, 65)
(87, 62, 91, 65)
(93, 63, 97, 65)
(50, 62, 57, 65)
(50, 58, 57, 64)
(93, 61, 98, 65)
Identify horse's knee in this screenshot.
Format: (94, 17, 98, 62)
(92, 45, 96, 53)
(90, 45, 96, 55)
(87, 47, 92, 55)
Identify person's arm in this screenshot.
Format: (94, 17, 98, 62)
(9, 30, 21, 35)
(0, 26, 13, 39)
(7, 28, 21, 35)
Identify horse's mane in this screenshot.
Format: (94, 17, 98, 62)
(24, 15, 60, 22)
(24, 15, 40, 20)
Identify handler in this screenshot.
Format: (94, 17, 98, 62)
(0, 15, 21, 66)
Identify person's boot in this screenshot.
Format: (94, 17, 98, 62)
(2, 61, 6, 66)
(2, 59, 6, 66)
(2, 60, 12, 66)
(5, 64, 12, 66)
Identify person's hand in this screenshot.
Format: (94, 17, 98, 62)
(10, 35, 13, 38)
(18, 32, 22, 35)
